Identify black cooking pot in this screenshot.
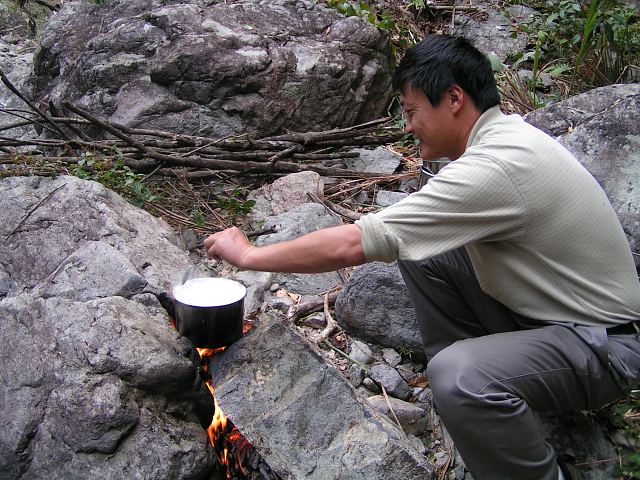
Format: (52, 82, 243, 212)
(171, 277, 246, 348)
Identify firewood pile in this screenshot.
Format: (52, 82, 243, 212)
(1, 68, 416, 233)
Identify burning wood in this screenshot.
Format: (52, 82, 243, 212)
(163, 306, 279, 480)
(197, 344, 252, 479)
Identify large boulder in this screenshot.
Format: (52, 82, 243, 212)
(0, 175, 214, 478)
(209, 311, 434, 479)
(27, 0, 393, 139)
(335, 261, 424, 361)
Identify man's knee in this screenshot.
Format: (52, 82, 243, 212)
(427, 342, 482, 412)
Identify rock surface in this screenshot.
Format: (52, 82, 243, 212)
(335, 261, 424, 361)
(0, 176, 214, 478)
(27, 0, 393, 139)
(208, 311, 434, 480)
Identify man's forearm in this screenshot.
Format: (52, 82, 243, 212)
(241, 224, 365, 273)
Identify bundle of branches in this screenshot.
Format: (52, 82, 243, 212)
(1, 68, 417, 234)
(0, 70, 404, 181)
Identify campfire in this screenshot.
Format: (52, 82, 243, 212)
(196, 343, 253, 479)
(159, 292, 276, 479)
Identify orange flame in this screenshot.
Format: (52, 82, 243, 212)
(186, 320, 254, 478)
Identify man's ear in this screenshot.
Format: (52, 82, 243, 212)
(447, 85, 465, 114)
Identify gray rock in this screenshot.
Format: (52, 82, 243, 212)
(209, 312, 434, 480)
(335, 261, 425, 362)
(349, 339, 374, 365)
(345, 147, 403, 174)
(28, 0, 393, 139)
(454, 3, 535, 61)
(539, 412, 619, 479)
(369, 363, 412, 401)
(382, 347, 403, 367)
(362, 377, 381, 394)
(34, 241, 148, 301)
(248, 172, 325, 225)
(0, 1, 39, 140)
(0, 176, 189, 297)
(348, 364, 366, 388)
(232, 269, 273, 315)
(375, 190, 409, 207)
(300, 312, 327, 329)
(367, 395, 429, 436)
(0, 293, 214, 479)
(0, 175, 216, 478)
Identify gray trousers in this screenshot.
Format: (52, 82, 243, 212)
(398, 247, 640, 480)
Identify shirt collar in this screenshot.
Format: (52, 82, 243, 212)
(465, 105, 504, 150)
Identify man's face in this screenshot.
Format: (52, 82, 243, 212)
(400, 85, 455, 161)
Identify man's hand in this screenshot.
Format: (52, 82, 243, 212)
(203, 226, 254, 268)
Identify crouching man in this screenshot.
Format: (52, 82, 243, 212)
(204, 35, 640, 480)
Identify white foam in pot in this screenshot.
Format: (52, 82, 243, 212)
(173, 277, 246, 307)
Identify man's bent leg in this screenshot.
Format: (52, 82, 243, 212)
(427, 326, 625, 480)
(398, 247, 522, 360)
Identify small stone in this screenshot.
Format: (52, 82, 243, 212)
(367, 395, 429, 435)
(412, 363, 425, 373)
(381, 348, 402, 367)
(300, 312, 326, 329)
(369, 363, 412, 401)
(347, 364, 365, 388)
(416, 387, 433, 404)
(375, 190, 409, 207)
(269, 283, 280, 292)
(434, 451, 449, 469)
(348, 340, 373, 365)
(263, 296, 293, 314)
(362, 377, 381, 394)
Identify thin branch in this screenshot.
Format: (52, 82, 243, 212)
(316, 292, 339, 344)
(290, 289, 341, 324)
(0, 68, 69, 139)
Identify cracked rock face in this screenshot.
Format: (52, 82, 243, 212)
(0, 175, 214, 478)
(27, 0, 393, 139)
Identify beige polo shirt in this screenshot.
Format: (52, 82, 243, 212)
(357, 106, 640, 327)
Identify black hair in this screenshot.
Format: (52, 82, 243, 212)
(393, 35, 500, 112)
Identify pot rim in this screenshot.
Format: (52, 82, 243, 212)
(172, 277, 246, 308)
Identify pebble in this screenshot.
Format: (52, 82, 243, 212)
(369, 363, 412, 401)
(381, 347, 402, 367)
(348, 340, 374, 365)
(347, 364, 365, 388)
(269, 283, 280, 292)
(300, 312, 326, 329)
(362, 377, 381, 394)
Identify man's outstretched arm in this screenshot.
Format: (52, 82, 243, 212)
(203, 224, 366, 273)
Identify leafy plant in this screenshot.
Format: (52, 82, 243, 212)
(190, 209, 206, 228)
(216, 189, 256, 224)
(512, 0, 640, 91)
(325, 0, 396, 30)
(72, 149, 157, 207)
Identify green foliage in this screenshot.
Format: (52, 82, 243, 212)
(216, 189, 256, 218)
(397, 345, 414, 359)
(513, 0, 640, 88)
(325, 0, 396, 30)
(600, 390, 640, 478)
(72, 149, 156, 207)
(190, 209, 206, 228)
